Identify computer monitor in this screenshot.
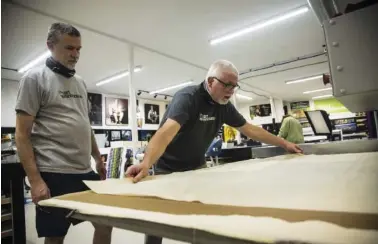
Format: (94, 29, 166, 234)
(304, 110, 333, 136)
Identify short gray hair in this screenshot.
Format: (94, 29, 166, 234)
(205, 60, 239, 81)
(47, 22, 81, 44)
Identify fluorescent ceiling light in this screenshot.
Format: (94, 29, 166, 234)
(236, 94, 253, 100)
(312, 94, 333, 100)
(18, 51, 51, 73)
(303, 87, 332, 94)
(210, 6, 309, 45)
(96, 66, 142, 87)
(149, 81, 193, 94)
(285, 75, 323, 84)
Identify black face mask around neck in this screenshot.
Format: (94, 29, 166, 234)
(46, 57, 76, 78)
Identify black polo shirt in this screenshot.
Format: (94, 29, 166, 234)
(156, 82, 247, 173)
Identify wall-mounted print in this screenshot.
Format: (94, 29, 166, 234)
(104, 130, 111, 148)
(290, 101, 310, 122)
(121, 130, 132, 141)
(136, 100, 143, 128)
(144, 104, 160, 124)
(249, 104, 271, 119)
(111, 130, 121, 141)
(138, 130, 157, 141)
(87, 93, 102, 126)
(105, 97, 128, 125)
(106, 147, 124, 179)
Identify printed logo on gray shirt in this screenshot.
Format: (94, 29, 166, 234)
(59, 90, 83, 99)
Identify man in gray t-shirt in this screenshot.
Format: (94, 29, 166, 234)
(15, 23, 112, 244)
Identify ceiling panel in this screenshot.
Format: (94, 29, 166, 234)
(240, 56, 331, 102)
(11, 0, 323, 70)
(3, 0, 330, 102)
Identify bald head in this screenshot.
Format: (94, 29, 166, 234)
(205, 60, 239, 105)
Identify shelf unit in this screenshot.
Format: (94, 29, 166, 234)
(1, 161, 26, 244)
(1, 197, 11, 205)
(1, 213, 12, 221)
(1, 195, 13, 243)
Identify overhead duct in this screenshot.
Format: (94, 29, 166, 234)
(307, 0, 341, 25)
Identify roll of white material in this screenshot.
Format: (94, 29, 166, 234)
(84, 152, 378, 214)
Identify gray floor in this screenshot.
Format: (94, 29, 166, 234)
(25, 203, 188, 244)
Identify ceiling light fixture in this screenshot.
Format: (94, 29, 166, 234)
(236, 94, 253, 100)
(303, 87, 333, 94)
(18, 50, 51, 73)
(96, 66, 142, 87)
(285, 74, 323, 84)
(210, 6, 309, 45)
(312, 94, 333, 100)
(149, 81, 193, 95)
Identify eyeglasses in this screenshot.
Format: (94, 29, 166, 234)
(213, 77, 240, 90)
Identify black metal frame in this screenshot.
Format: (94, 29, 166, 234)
(72, 213, 312, 244)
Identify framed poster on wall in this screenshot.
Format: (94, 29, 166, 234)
(110, 130, 121, 141)
(249, 104, 271, 119)
(136, 100, 143, 128)
(105, 97, 129, 125)
(87, 93, 103, 126)
(144, 104, 160, 124)
(290, 101, 310, 122)
(138, 130, 157, 141)
(121, 130, 132, 141)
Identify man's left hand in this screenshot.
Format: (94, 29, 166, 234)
(96, 159, 107, 180)
(284, 141, 303, 154)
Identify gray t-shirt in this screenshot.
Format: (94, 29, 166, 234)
(156, 82, 246, 173)
(15, 65, 92, 174)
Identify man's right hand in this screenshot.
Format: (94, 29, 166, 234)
(31, 179, 51, 204)
(125, 164, 149, 183)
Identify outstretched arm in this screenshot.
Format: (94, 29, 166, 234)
(125, 118, 181, 183)
(141, 118, 181, 169)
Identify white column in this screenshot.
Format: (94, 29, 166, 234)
(269, 97, 285, 123)
(127, 45, 138, 165)
(269, 96, 276, 121)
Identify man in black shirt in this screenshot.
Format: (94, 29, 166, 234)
(127, 59, 302, 180)
(126, 59, 302, 244)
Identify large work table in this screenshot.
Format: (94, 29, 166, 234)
(39, 139, 378, 244)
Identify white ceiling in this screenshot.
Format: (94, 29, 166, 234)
(1, 0, 332, 103)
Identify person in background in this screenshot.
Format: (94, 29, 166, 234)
(15, 22, 112, 244)
(126, 59, 303, 244)
(278, 114, 305, 144)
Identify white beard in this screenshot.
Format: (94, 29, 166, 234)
(217, 98, 229, 105)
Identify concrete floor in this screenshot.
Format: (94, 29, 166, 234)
(25, 203, 188, 244)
